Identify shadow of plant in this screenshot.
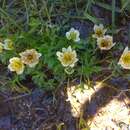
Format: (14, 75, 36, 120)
(54, 77, 130, 130)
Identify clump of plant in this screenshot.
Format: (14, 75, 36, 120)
(0, 23, 129, 92)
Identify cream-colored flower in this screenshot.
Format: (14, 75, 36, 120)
(97, 35, 116, 50)
(118, 47, 130, 69)
(20, 49, 41, 68)
(0, 42, 4, 53)
(56, 46, 78, 67)
(8, 57, 25, 75)
(66, 28, 80, 42)
(93, 24, 107, 38)
(4, 39, 14, 50)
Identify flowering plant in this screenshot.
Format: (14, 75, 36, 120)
(0, 24, 127, 91)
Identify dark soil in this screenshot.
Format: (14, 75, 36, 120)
(0, 76, 129, 130)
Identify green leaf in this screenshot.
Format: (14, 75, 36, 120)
(84, 13, 101, 24)
(93, 1, 121, 13)
(121, 0, 130, 11)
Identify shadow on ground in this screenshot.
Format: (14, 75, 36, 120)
(0, 77, 129, 130)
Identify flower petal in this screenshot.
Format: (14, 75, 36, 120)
(56, 51, 63, 57)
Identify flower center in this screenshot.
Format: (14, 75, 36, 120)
(13, 61, 22, 70)
(27, 54, 34, 61)
(122, 53, 130, 65)
(96, 29, 103, 37)
(70, 32, 77, 40)
(63, 53, 73, 63)
(8, 42, 13, 48)
(100, 39, 109, 47)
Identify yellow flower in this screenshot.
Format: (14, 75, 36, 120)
(0, 42, 4, 53)
(56, 46, 78, 67)
(118, 47, 130, 69)
(97, 35, 116, 50)
(4, 39, 14, 50)
(8, 57, 25, 75)
(66, 28, 80, 42)
(93, 24, 107, 38)
(20, 49, 41, 67)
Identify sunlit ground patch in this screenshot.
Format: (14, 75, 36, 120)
(66, 82, 130, 129)
(66, 82, 102, 117)
(88, 97, 130, 130)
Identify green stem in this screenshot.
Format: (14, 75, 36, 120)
(67, 77, 70, 88)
